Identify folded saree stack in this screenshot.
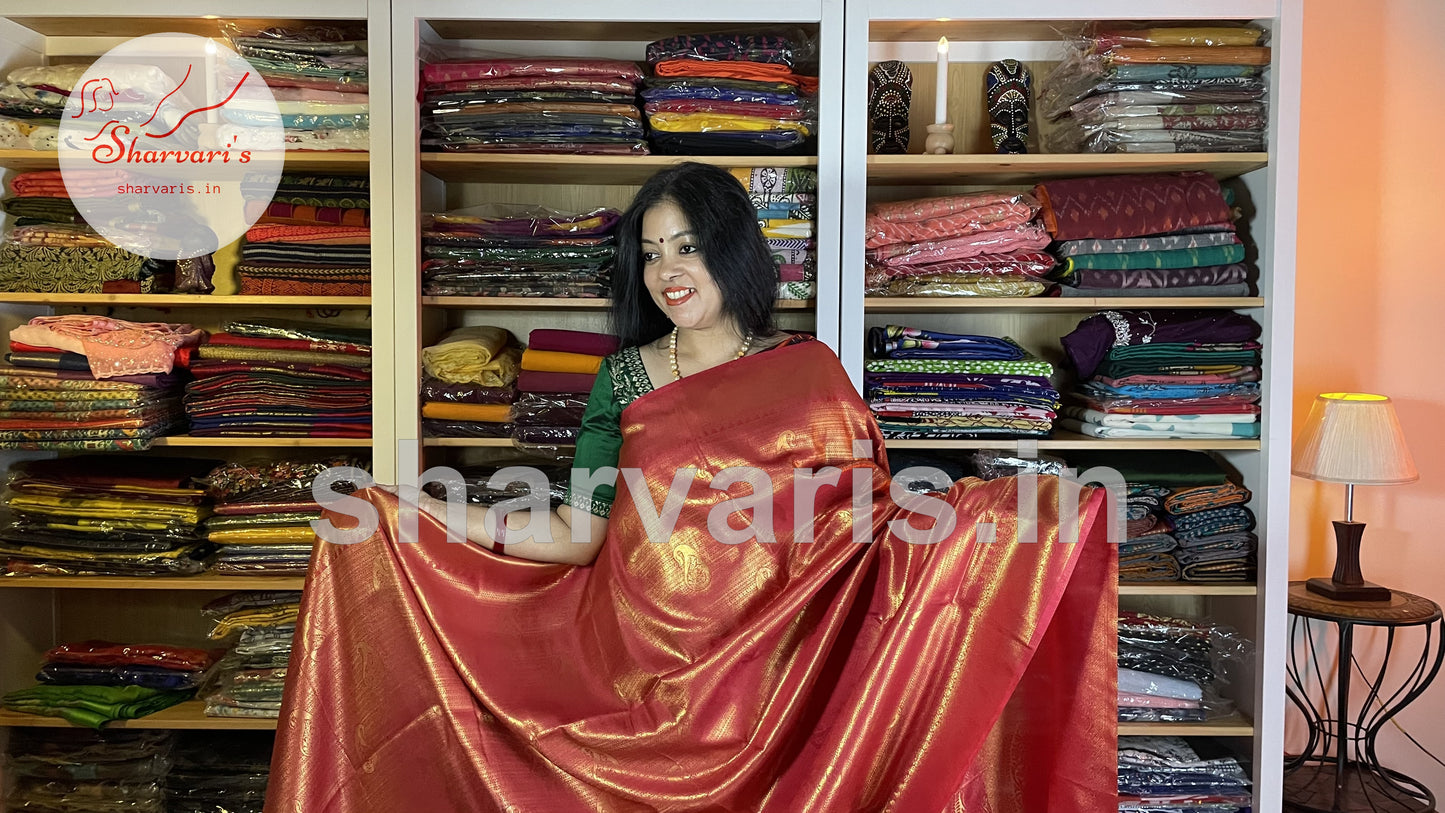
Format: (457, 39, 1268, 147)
(1042, 22, 1269, 154)
(1036, 172, 1252, 297)
(202, 592, 301, 718)
(199, 457, 366, 575)
(1117, 612, 1247, 724)
(0, 63, 79, 151)
(422, 204, 617, 298)
(185, 319, 371, 438)
(0, 315, 199, 450)
(1060, 309, 1262, 439)
(420, 57, 646, 154)
(236, 219, 370, 296)
(863, 190, 1056, 298)
(0, 641, 215, 727)
(0, 455, 218, 577)
(421, 326, 521, 439)
(514, 329, 618, 450)
(224, 24, 370, 152)
(0, 171, 160, 294)
(730, 166, 819, 300)
(239, 174, 370, 296)
(642, 32, 818, 155)
(1118, 737, 1252, 813)
(167, 731, 276, 813)
(4, 729, 176, 813)
(863, 325, 1059, 439)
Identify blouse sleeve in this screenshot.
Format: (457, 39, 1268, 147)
(563, 357, 623, 518)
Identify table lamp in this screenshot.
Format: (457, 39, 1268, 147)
(1292, 393, 1418, 601)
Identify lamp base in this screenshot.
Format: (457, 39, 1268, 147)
(1306, 577, 1391, 602)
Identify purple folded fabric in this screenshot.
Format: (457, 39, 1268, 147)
(1062, 310, 1262, 379)
(526, 329, 621, 356)
(54, 369, 183, 388)
(517, 370, 598, 394)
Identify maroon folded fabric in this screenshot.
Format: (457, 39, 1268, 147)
(517, 370, 599, 394)
(18, 455, 220, 489)
(207, 333, 372, 357)
(1034, 172, 1233, 241)
(187, 360, 373, 381)
(214, 501, 323, 516)
(526, 329, 620, 356)
(45, 641, 221, 672)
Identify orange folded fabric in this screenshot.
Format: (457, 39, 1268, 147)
(520, 349, 603, 375)
(244, 224, 372, 245)
(654, 59, 803, 87)
(420, 402, 513, 423)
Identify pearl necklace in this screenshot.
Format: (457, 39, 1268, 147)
(669, 326, 751, 380)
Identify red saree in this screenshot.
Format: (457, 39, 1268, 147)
(266, 340, 1116, 812)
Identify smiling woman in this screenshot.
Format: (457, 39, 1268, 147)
(268, 161, 1119, 813)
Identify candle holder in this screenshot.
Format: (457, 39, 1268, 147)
(924, 123, 954, 155)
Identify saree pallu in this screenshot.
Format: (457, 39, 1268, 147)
(269, 339, 1116, 813)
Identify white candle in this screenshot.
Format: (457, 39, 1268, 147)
(934, 37, 949, 125)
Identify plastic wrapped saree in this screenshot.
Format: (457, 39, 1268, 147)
(266, 339, 1117, 812)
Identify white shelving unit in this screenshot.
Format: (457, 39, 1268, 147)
(841, 2, 1301, 809)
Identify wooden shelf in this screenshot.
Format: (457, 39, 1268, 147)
(865, 296, 1263, 312)
(1120, 583, 1257, 597)
(0, 149, 368, 174)
(0, 293, 370, 309)
(153, 436, 372, 448)
(866, 153, 1268, 185)
(0, 574, 305, 590)
(1118, 712, 1254, 737)
(420, 154, 818, 185)
(869, 19, 1091, 43)
(424, 296, 813, 310)
(0, 701, 276, 730)
(883, 431, 1260, 451)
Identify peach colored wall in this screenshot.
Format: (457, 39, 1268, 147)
(1293, 0, 1445, 788)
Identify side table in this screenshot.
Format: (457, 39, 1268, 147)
(1284, 581, 1444, 813)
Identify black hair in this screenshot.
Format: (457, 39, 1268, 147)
(610, 162, 779, 348)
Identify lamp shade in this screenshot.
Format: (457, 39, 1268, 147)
(1292, 393, 1419, 484)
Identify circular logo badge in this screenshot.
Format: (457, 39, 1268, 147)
(58, 33, 285, 260)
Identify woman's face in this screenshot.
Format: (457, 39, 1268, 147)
(641, 200, 729, 333)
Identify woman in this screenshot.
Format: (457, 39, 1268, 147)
(267, 164, 1117, 813)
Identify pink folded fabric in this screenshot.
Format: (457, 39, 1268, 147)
(422, 59, 644, 85)
(525, 329, 620, 357)
(1118, 692, 1201, 709)
(865, 204, 1037, 249)
(877, 251, 1056, 279)
(870, 224, 1052, 268)
(868, 191, 1038, 224)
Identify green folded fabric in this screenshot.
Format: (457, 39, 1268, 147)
(2, 684, 193, 728)
(1061, 243, 1245, 271)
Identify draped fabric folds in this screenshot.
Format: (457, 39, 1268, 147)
(267, 340, 1116, 812)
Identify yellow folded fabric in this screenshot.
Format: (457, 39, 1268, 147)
(422, 327, 516, 384)
(420, 402, 514, 423)
(210, 604, 301, 639)
(760, 219, 816, 239)
(208, 528, 318, 545)
(4, 493, 207, 524)
(520, 349, 603, 375)
(645, 113, 813, 135)
(1097, 26, 1265, 47)
(1109, 46, 1272, 66)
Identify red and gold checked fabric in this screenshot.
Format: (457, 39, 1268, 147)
(267, 340, 1117, 813)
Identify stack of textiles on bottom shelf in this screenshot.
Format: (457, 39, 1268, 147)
(240, 174, 370, 296)
(3, 729, 175, 813)
(225, 25, 369, 152)
(514, 329, 619, 452)
(0, 456, 218, 577)
(0, 171, 162, 293)
(1060, 310, 1262, 439)
(421, 327, 522, 439)
(199, 457, 367, 575)
(185, 319, 371, 438)
(422, 204, 618, 298)
(1071, 451, 1258, 582)
(0, 315, 200, 450)
(863, 326, 1059, 440)
(1042, 22, 1269, 155)
(166, 731, 275, 813)
(731, 167, 819, 300)
(1118, 612, 1248, 724)
(863, 191, 1056, 299)
(1118, 737, 1252, 813)
(1, 641, 217, 727)
(420, 57, 646, 154)
(201, 592, 300, 719)
(642, 33, 818, 155)
(236, 221, 370, 296)
(1036, 172, 1252, 298)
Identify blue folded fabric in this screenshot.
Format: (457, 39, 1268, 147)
(1171, 507, 1256, 541)
(869, 326, 1027, 360)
